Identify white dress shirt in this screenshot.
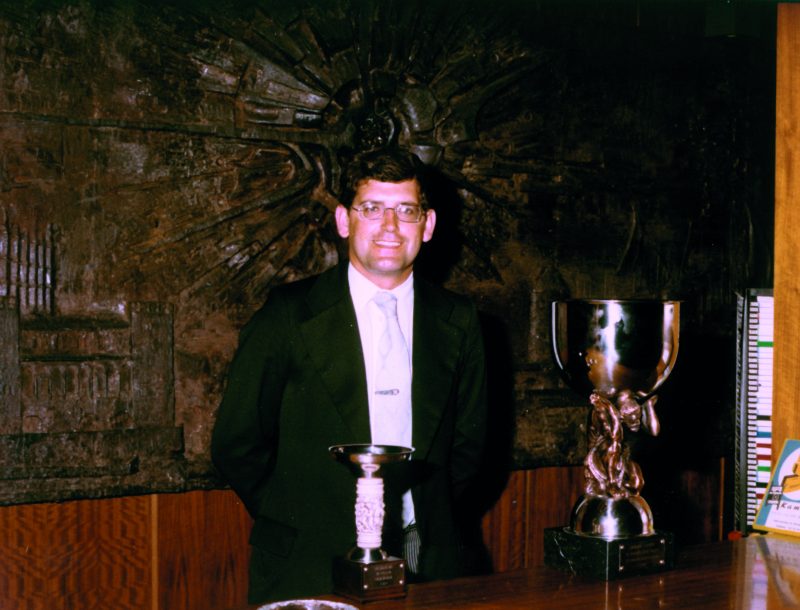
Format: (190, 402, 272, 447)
(348, 263, 415, 527)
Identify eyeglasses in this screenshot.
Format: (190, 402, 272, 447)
(351, 202, 426, 223)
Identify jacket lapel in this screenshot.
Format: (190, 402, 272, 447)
(299, 264, 371, 442)
(297, 266, 462, 454)
(411, 279, 461, 460)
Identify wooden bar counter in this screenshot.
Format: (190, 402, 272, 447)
(240, 535, 800, 610)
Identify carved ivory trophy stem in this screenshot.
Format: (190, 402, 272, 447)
(354, 463, 385, 558)
(545, 299, 680, 579)
(329, 444, 413, 601)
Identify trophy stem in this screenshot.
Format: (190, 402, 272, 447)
(355, 474, 385, 553)
(585, 391, 652, 499)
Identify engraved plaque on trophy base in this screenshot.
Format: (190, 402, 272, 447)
(333, 555, 407, 602)
(544, 527, 674, 580)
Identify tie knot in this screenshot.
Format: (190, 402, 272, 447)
(373, 291, 398, 318)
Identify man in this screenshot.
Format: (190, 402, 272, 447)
(211, 149, 488, 603)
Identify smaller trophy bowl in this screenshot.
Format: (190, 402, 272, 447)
(329, 444, 414, 476)
(551, 299, 680, 399)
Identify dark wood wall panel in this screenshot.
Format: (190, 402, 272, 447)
(526, 466, 585, 568)
(676, 460, 726, 544)
(0, 495, 152, 610)
(478, 466, 585, 571)
(0, 464, 724, 609)
(476, 467, 583, 572)
(157, 490, 251, 610)
(480, 463, 725, 573)
(480, 470, 528, 573)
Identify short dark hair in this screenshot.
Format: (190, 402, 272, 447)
(341, 149, 429, 209)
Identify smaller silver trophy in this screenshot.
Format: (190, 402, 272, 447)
(329, 444, 413, 601)
(545, 299, 680, 579)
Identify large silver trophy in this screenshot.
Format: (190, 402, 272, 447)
(545, 299, 680, 579)
(329, 444, 413, 602)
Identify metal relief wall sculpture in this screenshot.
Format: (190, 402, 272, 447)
(0, 1, 774, 504)
(0, 217, 181, 501)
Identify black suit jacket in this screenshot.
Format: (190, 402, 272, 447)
(211, 263, 488, 603)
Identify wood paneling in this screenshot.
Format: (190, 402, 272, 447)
(774, 3, 800, 458)
(477, 468, 592, 571)
(0, 465, 722, 609)
(525, 466, 585, 568)
(0, 491, 251, 610)
(480, 470, 528, 572)
(157, 490, 251, 610)
(0, 495, 152, 610)
(481, 463, 723, 572)
(675, 460, 726, 543)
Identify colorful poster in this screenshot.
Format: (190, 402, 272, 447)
(754, 439, 800, 536)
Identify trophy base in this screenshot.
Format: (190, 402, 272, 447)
(544, 527, 674, 580)
(332, 555, 407, 602)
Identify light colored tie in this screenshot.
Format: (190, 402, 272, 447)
(372, 291, 415, 529)
(372, 292, 412, 439)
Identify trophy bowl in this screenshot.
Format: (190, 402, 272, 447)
(551, 299, 679, 402)
(330, 444, 414, 474)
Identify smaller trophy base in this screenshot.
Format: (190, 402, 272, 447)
(544, 527, 674, 580)
(332, 555, 407, 602)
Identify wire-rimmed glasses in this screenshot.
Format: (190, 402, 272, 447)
(351, 202, 425, 223)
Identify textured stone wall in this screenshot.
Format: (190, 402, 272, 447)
(0, 1, 775, 504)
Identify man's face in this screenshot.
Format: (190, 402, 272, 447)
(335, 179, 436, 289)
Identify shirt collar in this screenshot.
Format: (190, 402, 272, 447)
(348, 263, 414, 311)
